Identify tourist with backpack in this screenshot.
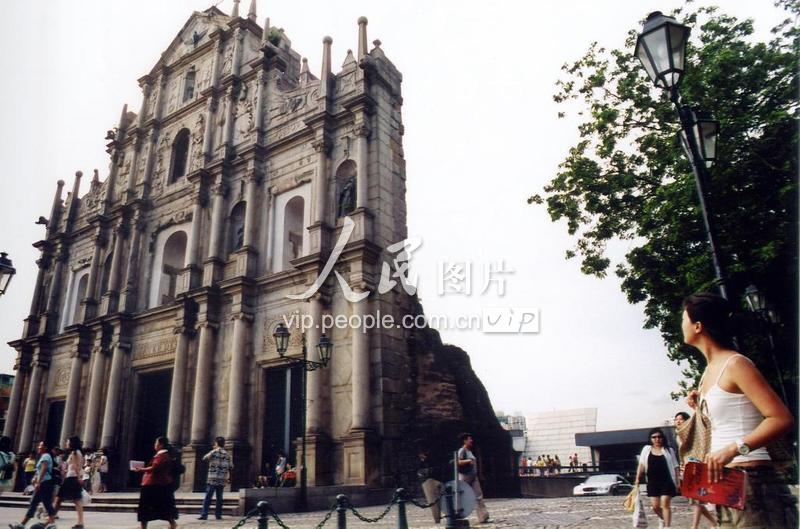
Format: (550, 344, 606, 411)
(133, 436, 178, 529)
(0, 436, 15, 494)
(9, 441, 57, 529)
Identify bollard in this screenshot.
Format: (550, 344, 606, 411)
(443, 484, 457, 529)
(257, 500, 270, 529)
(396, 488, 408, 529)
(336, 493, 348, 529)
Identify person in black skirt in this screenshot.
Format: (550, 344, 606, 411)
(635, 428, 680, 528)
(133, 436, 177, 529)
(54, 435, 87, 528)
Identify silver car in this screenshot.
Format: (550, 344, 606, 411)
(573, 474, 633, 496)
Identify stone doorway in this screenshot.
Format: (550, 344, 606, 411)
(262, 365, 302, 483)
(44, 400, 65, 450)
(128, 369, 173, 487)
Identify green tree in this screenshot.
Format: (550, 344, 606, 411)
(529, 1, 798, 407)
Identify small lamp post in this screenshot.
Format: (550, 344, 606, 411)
(272, 323, 333, 510)
(635, 11, 728, 299)
(743, 284, 787, 403)
(0, 252, 16, 296)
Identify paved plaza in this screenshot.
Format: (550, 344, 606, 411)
(0, 495, 698, 529)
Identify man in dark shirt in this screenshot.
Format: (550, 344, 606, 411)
(457, 433, 490, 524)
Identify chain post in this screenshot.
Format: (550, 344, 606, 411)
(443, 484, 457, 529)
(336, 494, 348, 529)
(396, 488, 408, 529)
(257, 500, 270, 529)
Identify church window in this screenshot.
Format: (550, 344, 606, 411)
(168, 128, 191, 184)
(283, 196, 304, 269)
(157, 231, 187, 305)
(183, 67, 196, 102)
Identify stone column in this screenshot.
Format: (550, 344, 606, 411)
(100, 338, 129, 449)
(82, 343, 108, 449)
(351, 293, 371, 431)
(42, 246, 68, 335)
(60, 350, 85, 445)
(102, 222, 127, 314)
(190, 321, 217, 443)
(225, 312, 252, 442)
(167, 327, 192, 445)
(313, 138, 330, 225)
(80, 231, 104, 322)
(2, 355, 29, 440)
(355, 125, 370, 209)
(120, 215, 145, 312)
(265, 188, 276, 273)
(202, 180, 226, 285)
(18, 357, 46, 453)
(305, 297, 324, 433)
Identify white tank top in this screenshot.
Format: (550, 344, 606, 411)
(703, 355, 770, 463)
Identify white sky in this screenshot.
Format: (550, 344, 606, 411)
(0, 0, 787, 431)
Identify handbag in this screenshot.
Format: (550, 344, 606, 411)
(631, 493, 648, 528)
(622, 488, 637, 513)
(676, 398, 711, 463)
(81, 489, 92, 504)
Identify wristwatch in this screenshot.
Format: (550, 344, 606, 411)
(734, 438, 751, 456)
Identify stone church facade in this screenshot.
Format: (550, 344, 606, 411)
(4, 2, 426, 491)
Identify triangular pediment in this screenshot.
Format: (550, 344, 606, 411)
(149, 7, 232, 75)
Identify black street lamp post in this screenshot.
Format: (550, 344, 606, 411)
(272, 322, 333, 511)
(635, 11, 729, 299)
(0, 252, 16, 296)
(744, 284, 788, 404)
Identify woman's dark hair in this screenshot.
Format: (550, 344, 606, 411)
(0, 436, 11, 452)
(648, 428, 669, 447)
(155, 436, 170, 450)
(67, 436, 83, 453)
(675, 412, 690, 422)
(683, 292, 737, 349)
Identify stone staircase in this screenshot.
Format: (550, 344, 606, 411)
(0, 491, 239, 516)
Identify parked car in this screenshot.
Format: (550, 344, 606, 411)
(573, 474, 633, 496)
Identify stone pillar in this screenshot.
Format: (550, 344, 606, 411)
(60, 351, 85, 445)
(42, 246, 68, 335)
(265, 188, 276, 273)
(23, 259, 48, 337)
(355, 125, 370, 209)
(18, 357, 46, 453)
(82, 343, 108, 449)
(190, 321, 217, 443)
(2, 355, 29, 440)
(167, 327, 192, 445)
(305, 297, 324, 434)
(313, 138, 330, 225)
(202, 180, 226, 285)
(120, 214, 145, 312)
(80, 232, 104, 322)
(351, 292, 371, 431)
(225, 312, 252, 441)
(100, 338, 129, 449)
(102, 222, 127, 314)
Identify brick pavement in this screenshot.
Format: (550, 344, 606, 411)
(0, 496, 698, 528)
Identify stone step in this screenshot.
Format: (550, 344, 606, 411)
(0, 492, 238, 515)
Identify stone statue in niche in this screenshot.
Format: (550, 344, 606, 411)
(190, 114, 205, 171)
(337, 176, 356, 218)
(221, 44, 234, 76)
(167, 81, 178, 113)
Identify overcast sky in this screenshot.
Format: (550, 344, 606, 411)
(0, 0, 787, 431)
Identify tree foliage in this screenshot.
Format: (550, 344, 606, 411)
(529, 1, 799, 404)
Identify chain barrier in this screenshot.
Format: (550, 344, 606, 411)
(230, 485, 445, 529)
(230, 506, 261, 529)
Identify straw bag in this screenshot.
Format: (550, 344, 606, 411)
(677, 399, 711, 463)
(622, 488, 637, 513)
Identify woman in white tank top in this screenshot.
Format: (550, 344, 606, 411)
(682, 293, 796, 528)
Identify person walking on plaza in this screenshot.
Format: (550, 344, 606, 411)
(0, 436, 16, 495)
(457, 433, 490, 524)
(134, 436, 177, 529)
(22, 451, 36, 492)
(198, 436, 232, 520)
(10, 441, 57, 529)
(417, 450, 444, 524)
(54, 436, 87, 529)
(635, 428, 679, 528)
(674, 411, 717, 529)
(682, 293, 796, 528)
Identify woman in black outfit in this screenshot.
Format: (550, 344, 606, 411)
(635, 428, 680, 528)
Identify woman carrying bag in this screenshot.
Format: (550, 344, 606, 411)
(682, 293, 796, 528)
(635, 428, 680, 528)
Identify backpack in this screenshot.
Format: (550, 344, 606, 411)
(170, 458, 186, 491)
(0, 451, 14, 481)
